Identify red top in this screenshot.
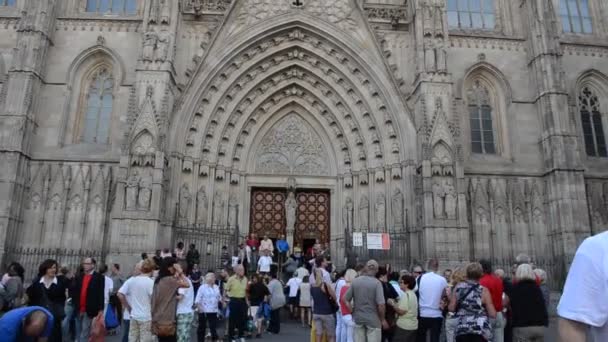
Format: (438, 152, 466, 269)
(79, 274, 93, 313)
(246, 239, 260, 249)
(339, 285, 352, 315)
(479, 274, 503, 312)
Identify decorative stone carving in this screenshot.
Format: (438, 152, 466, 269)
(376, 193, 386, 229)
(213, 190, 225, 226)
(343, 196, 354, 229)
(392, 188, 404, 225)
(445, 179, 457, 219)
(255, 115, 329, 176)
(179, 184, 191, 219)
(364, 4, 408, 24)
(228, 193, 238, 227)
(285, 191, 297, 233)
(425, 38, 447, 74)
(156, 31, 172, 62)
(142, 32, 158, 62)
(196, 186, 208, 225)
(160, 0, 171, 24)
(360, 194, 369, 229)
(422, 0, 445, 38)
(125, 172, 140, 211)
(137, 177, 152, 210)
(432, 180, 445, 218)
(149, 0, 160, 24)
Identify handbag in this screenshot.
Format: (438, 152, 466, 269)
(105, 303, 120, 329)
(322, 283, 339, 313)
(152, 321, 177, 337)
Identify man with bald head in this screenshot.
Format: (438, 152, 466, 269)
(226, 264, 248, 342)
(0, 306, 53, 341)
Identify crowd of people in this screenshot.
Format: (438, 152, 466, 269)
(0, 230, 606, 342)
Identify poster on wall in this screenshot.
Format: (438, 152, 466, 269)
(353, 232, 363, 247)
(367, 233, 390, 250)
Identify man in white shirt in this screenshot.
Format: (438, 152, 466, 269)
(118, 259, 155, 342)
(558, 231, 608, 342)
(177, 277, 195, 342)
(257, 250, 273, 274)
(416, 259, 447, 342)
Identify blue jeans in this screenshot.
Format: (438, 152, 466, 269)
(62, 302, 75, 341)
(122, 319, 130, 342)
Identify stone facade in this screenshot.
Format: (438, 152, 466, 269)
(0, 0, 607, 281)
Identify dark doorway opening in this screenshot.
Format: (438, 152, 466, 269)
(303, 238, 316, 258)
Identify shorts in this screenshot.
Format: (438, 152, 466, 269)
(313, 314, 336, 337)
(249, 306, 261, 319)
(288, 297, 299, 306)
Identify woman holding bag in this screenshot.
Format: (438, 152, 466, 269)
(310, 268, 337, 342)
(151, 257, 190, 342)
(26, 259, 66, 342)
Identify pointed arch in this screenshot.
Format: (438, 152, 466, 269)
(575, 69, 608, 158)
(461, 62, 512, 158)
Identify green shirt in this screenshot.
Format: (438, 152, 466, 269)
(226, 275, 248, 298)
(396, 289, 418, 331)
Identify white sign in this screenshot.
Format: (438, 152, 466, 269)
(353, 232, 363, 247)
(367, 233, 390, 250)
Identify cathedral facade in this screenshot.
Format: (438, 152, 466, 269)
(0, 0, 607, 284)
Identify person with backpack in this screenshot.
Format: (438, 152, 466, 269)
(267, 267, 286, 334)
(0, 262, 25, 314)
(448, 262, 496, 342)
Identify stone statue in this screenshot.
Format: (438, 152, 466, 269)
(376, 193, 386, 229)
(285, 191, 297, 233)
(179, 184, 191, 219)
(137, 177, 152, 210)
(432, 180, 445, 218)
(434, 38, 447, 73)
(213, 190, 224, 226)
(433, 0, 445, 38)
(228, 193, 238, 227)
(155, 31, 171, 62)
(422, 0, 434, 37)
(392, 188, 404, 225)
(142, 32, 157, 62)
(343, 196, 353, 229)
(445, 179, 457, 219)
(160, 0, 171, 24)
(125, 173, 140, 211)
(196, 187, 208, 225)
(148, 0, 159, 24)
(360, 195, 369, 230)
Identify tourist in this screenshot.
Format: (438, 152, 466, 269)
(0, 306, 54, 341)
(342, 259, 386, 342)
(311, 268, 337, 342)
(411, 265, 423, 291)
(196, 272, 222, 342)
(444, 267, 466, 342)
(161, 248, 172, 259)
(377, 266, 399, 342)
(533, 268, 550, 309)
(176, 275, 195, 342)
(151, 257, 190, 342)
(448, 262, 495, 342)
(299, 275, 312, 327)
(225, 264, 248, 342)
(416, 259, 447, 342)
(510, 264, 548, 342)
(110, 263, 125, 325)
(282, 253, 299, 283)
(175, 242, 185, 262)
(260, 234, 274, 257)
(231, 250, 240, 270)
(276, 234, 289, 264)
(389, 275, 418, 342)
(479, 259, 505, 342)
(118, 258, 155, 342)
(186, 244, 201, 273)
(246, 233, 260, 273)
(267, 268, 286, 334)
(74, 257, 105, 342)
(26, 259, 66, 341)
(310, 256, 332, 285)
(388, 272, 403, 299)
(257, 250, 273, 276)
(334, 270, 347, 340)
(443, 269, 453, 283)
(220, 246, 230, 268)
(286, 272, 302, 319)
(99, 264, 114, 319)
(189, 263, 202, 295)
(557, 231, 608, 342)
(247, 273, 270, 338)
(0, 262, 24, 313)
(337, 269, 357, 342)
(295, 262, 310, 280)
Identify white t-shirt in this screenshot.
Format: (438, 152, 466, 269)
(231, 256, 240, 269)
(104, 275, 113, 305)
(195, 283, 221, 313)
(418, 272, 447, 318)
(118, 275, 154, 321)
(287, 277, 302, 297)
(295, 267, 309, 280)
(558, 231, 608, 341)
(258, 256, 272, 272)
(177, 278, 195, 315)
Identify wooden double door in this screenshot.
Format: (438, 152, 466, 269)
(249, 188, 330, 247)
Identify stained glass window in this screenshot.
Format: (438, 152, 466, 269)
(81, 68, 113, 144)
(580, 87, 607, 157)
(468, 80, 496, 154)
(560, 0, 593, 33)
(448, 0, 495, 30)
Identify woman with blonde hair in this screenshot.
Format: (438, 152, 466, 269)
(445, 267, 466, 342)
(195, 272, 222, 341)
(337, 269, 357, 342)
(311, 268, 337, 342)
(510, 264, 548, 342)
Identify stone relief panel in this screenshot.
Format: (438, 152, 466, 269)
(254, 114, 330, 176)
(196, 186, 209, 225)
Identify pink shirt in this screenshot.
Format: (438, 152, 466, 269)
(339, 285, 352, 315)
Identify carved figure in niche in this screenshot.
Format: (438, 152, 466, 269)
(125, 172, 140, 211)
(422, 0, 434, 37)
(376, 193, 386, 229)
(156, 31, 172, 62)
(179, 184, 191, 219)
(432, 181, 445, 218)
(285, 191, 297, 233)
(160, 0, 171, 24)
(359, 195, 369, 230)
(392, 188, 404, 225)
(196, 187, 208, 225)
(213, 190, 225, 226)
(142, 32, 158, 62)
(343, 196, 354, 229)
(148, 0, 159, 24)
(228, 193, 239, 227)
(137, 177, 152, 210)
(433, 38, 447, 73)
(433, 0, 445, 37)
(445, 179, 457, 219)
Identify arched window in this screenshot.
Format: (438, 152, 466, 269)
(80, 67, 113, 144)
(0, 0, 16, 6)
(579, 87, 607, 157)
(559, 0, 592, 33)
(447, 0, 495, 30)
(86, 0, 137, 15)
(467, 80, 496, 154)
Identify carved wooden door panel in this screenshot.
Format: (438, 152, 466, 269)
(294, 190, 330, 246)
(250, 189, 286, 238)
